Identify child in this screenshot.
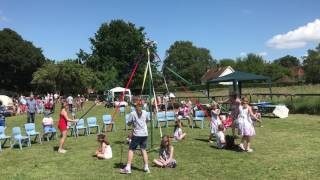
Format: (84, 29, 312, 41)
(96, 133, 112, 159)
(208, 103, 221, 143)
(42, 111, 56, 139)
(176, 102, 192, 127)
(173, 120, 186, 141)
(153, 135, 177, 168)
(215, 124, 226, 149)
(251, 106, 263, 127)
(237, 97, 256, 152)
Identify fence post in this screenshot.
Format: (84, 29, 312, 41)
(249, 94, 252, 102)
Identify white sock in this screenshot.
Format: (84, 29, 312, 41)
(144, 164, 149, 169)
(126, 164, 131, 170)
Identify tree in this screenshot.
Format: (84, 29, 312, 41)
(86, 19, 159, 90)
(303, 43, 320, 84)
(218, 58, 236, 67)
(0, 28, 46, 92)
(163, 41, 216, 84)
(263, 62, 290, 81)
(274, 55, 300, 68)
(32, 60, 96, 95)
(235, 53, 265, 74)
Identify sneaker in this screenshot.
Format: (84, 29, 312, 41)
(246, 148, 254, 152)
(58, 149, 67, 154)
(208, 140, 214, 144)
(239, 144, 245, 151)
(144, 167, 150, 173)
(120, 168, 132, 174)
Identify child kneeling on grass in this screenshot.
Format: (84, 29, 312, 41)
(173, 120, 186, 141)
(153, 135, 177, 168)
(215, 124, 226, 149)
(96, 133, 112, 159)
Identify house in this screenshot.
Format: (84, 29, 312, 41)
(290, 67, 304, 79)
(200, 66, 235, 85)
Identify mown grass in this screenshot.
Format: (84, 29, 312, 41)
(1, 102, 320, 179)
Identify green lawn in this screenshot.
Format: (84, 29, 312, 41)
(1, 102, 320, 179)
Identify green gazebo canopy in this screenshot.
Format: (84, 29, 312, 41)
(208, 71, 271, 83)
(206, 71, 272, 98)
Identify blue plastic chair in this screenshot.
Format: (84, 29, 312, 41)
(24, 123, 42, 144)
(165, 111, 175, 127)
(67, 122, 76, 137)
(130, 106, 135, 112)
(75, 119, 88, 136)
(125, 114, 130, 131)
(119, 107, 125, 116)
(11, 127, 30, 150)
(156, 112, 167, 128)
(193, 111, 205, 129)
(0, 126, 11, 151)
(42, 125, 57, 141)
(102, 115, 115, 132)
(87, 117, 100, 134)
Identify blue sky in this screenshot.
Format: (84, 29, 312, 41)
(1, 0, 320, 64)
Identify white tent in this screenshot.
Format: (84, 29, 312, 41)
(109, 87, 132, 102)
(0, 95, 13, 107)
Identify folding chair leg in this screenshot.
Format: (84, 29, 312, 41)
(19, 140, 22, 150)
(0, 140, 2, 151)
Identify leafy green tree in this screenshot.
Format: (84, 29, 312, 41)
(274, 55, 300, 67)
(218, 58, 236, 67)
(163, 41, 216, 84)
(303, 43, 320, 84)
(235, 53, 265, 74)
(86, 19, 159, 90)
(263, 62, 290, 81)
(0, 28, 46, 92)
(32, 60, 96, 95)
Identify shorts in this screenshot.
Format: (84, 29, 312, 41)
(129, 136, 148, 150)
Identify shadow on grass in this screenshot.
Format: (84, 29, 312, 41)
(194, 138, 210, 143)
(53, 146, 59, 151)
(114, 163, 145, 172)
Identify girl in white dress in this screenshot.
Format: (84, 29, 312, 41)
(237, 97, 256, 152)
(208, 103, 221, 143)
(96, 134, 112, 159)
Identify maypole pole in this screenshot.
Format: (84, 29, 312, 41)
(147, 47, 154, 149)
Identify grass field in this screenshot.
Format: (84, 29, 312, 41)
(1, 102, 320, 179)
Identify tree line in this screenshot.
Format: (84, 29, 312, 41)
(0, 19, 320, 95)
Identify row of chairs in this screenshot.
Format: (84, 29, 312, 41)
(0, 124, 43, 150)
(154, 111, 206, 129)
(124, 110, 206, 129)
(68, 115, 115, 137)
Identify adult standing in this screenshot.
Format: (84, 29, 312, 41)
(58, 101, 77, 153)
(120, 103, 150, 174)
(67, 95, 73, 113)
(26, 94, 37, 123)
(218, 91, 241, 137)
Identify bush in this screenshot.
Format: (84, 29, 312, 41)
(284, 97, 320, 115)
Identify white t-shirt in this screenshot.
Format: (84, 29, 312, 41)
(215, 131, 225, 149)
(128, 110, 149, 137)
(67, 96, 73, 105)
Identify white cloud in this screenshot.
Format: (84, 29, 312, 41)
(257, 52, 268, 57)
(267, 19, 320, 49)
(240, 52, 247, 57)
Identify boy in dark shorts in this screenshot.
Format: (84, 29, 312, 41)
(120, 103, 150, 174)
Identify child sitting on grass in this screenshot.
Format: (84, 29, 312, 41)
(209, 103, 221, 143)
(173, 120, 186, 141)
(153, 135, 177, 168)
(96, 133, 112, 159)
(251, 106, 263, 127)
(215, 124, 226, 149)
